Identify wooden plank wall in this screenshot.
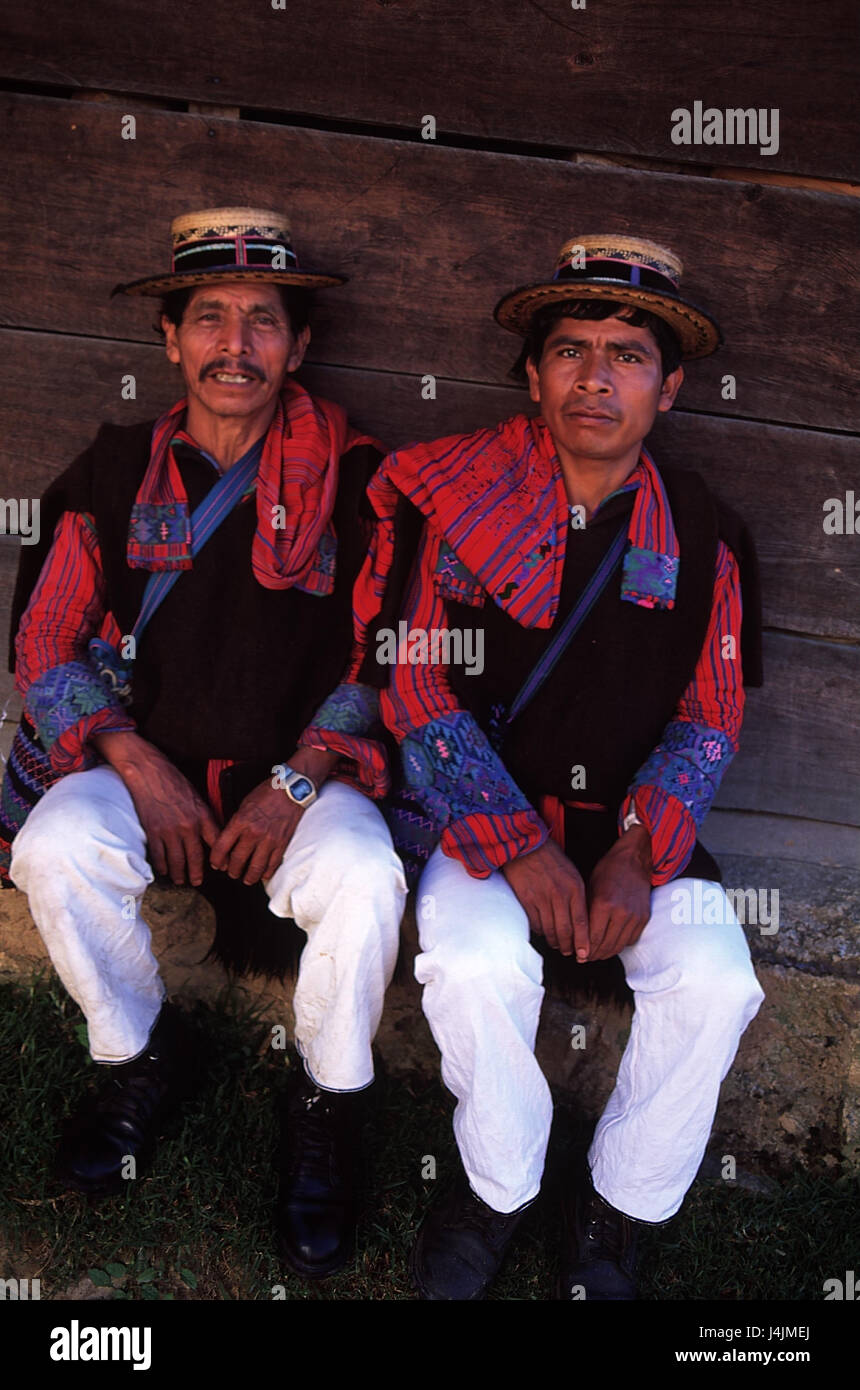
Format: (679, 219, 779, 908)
(0, 2, 857, 837)
(1, 1, 857, 177)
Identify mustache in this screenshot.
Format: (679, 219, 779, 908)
(200, 359, 265, 382)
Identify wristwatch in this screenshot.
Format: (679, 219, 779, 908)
(273, 764, 318, 808)
(621, 806, 642, 834)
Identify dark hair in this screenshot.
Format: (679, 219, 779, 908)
(510, 298, 682, 383)
(155, 283, 312, 336)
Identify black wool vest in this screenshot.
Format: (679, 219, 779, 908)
(446, 466, 732, 882)
(62, 420, 381, 769)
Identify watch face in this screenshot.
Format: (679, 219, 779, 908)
(289, 777, 314, 802)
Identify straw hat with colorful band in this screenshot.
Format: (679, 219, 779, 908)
(112, 207, 346, 297)
(493, 235, 721, 359)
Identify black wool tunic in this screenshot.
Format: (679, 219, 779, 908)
(443, 465, 761, 884)
(9, 418, 385, 978)
(14, 418, 383, 777)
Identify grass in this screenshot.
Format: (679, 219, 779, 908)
(0, 976, 856, 1302)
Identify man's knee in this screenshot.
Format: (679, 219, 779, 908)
(11, 773, 149, 893)
(418, 931, 543, 1004)
(340, 827, 405, 889)
(305, 821, 406, 899)
(268, 817, 407, 929)
(14, 799, 94, 877)
(668, 932, 765, 1025)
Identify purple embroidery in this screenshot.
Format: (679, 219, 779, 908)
(434, 541, 485, 606)
(620, 545, 679, 610)
(401, 711, 533, 830)
(128, 503, 190, 548)
(630, 720, 734, 824)
(309, 682, 378, 735)
(293, 526, 338, 595)
(26, 661, 124, 752)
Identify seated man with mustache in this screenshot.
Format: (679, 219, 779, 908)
(2, 206, 407, 1280)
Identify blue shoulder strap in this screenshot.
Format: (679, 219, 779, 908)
(132, 436, 264, 641)
(88, 436, 264, 704)
(488, 523, 627, 750)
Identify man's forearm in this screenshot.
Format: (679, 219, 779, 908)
(613, 820, 653, 876)
(92, 728, 161, 779)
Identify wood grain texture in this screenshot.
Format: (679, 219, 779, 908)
(0, 0, 856, 178)
(714, 634, 860, 826)
(1, 330, 857, 641)
(648, 413, 860, 644)
(1, 96, 858, 432)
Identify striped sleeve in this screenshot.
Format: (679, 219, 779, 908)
(619, 541, 744, 884)
(296, 492, 396, 794)
(380, 522, 547, 877)
(15, 511, 136, 772)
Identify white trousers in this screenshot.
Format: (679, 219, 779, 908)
(11, 768, 407, 1092)
(415, 846, 765, 1222)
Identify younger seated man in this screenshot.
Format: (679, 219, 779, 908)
(366, 235, 764, 1299)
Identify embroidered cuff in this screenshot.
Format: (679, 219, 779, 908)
(305, 681, 380, 735)
(441, 809, 548, 879)
(619, 787, 696, 887)
(297, 727, 389, 799)
(55, 709, 137, 776)
(298, 683, 388, 796)
(624, 719, 735, 885)
(400, 711, 546, 875)
(25, 661, 134, 772)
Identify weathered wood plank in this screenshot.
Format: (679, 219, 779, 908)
(704, 808, 860, 871)
(0, 96, 857, 433)
(3, 333, 855, 642)
(648, 413, 860, 644)
(1, 330, 857, 641)
(714, 634, 860, 826)
(0, 0, 856, 178)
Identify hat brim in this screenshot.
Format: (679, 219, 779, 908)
(494, 280, 721, 359)
(112, 265, 347, 298)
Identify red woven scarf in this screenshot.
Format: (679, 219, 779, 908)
(366, 412, 680, 628)
(127, 379, 375, 593)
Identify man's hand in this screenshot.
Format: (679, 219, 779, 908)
(501, 838, 589, 959)
(209, 746, 339, 885)
(586, 823, 653, 960)
(92, 730, 220, 887)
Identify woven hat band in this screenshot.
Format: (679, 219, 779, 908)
(171, 234, 299, 275)
(552, 259, 679, 296)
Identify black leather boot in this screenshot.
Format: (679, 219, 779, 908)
(410, 1170, 533, 1301)
(275, 1071, 364, 1279)
(558, 1172, 641, 1300)
(55, 1002, 198, 1197)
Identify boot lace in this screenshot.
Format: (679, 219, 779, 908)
(91, 1056, 171, 1142)
(450, 1184, 523, 1249)
(286, 1092, 343, 1184)
(581, 1194, 635, 1271)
